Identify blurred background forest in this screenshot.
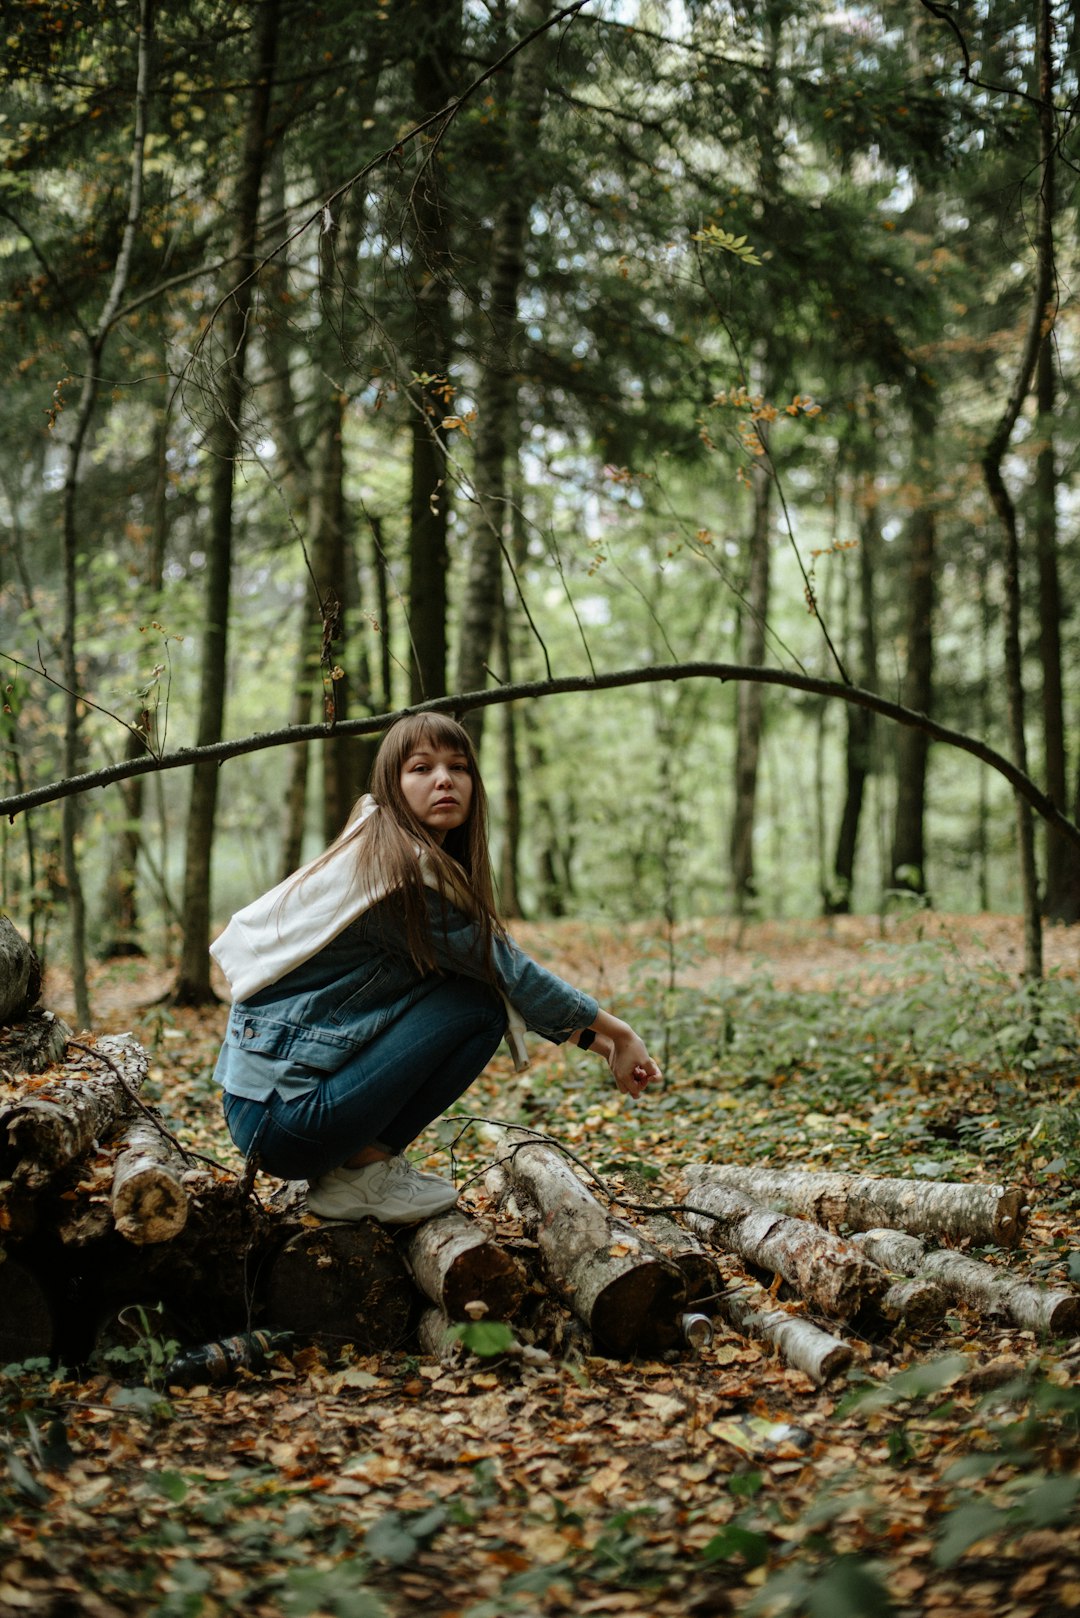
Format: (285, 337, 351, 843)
(0, 0, 1077, 1022)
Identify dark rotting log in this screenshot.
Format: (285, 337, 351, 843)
(264, 1219, 414, 1352)
(0, 1250, 56, 1362)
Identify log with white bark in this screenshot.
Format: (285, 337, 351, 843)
(850, 1227, 1079, 1336)
(683, 1179, 889, 1319)
(686, 1163, 1027, 1249)
(405, 1210, 526, 1322)
(0, 1034, 149, 1192)
(639, 1214, 721, 1303)
(111, 1120, 191, 1245)
(918, 1250, 1080, 1336)
(713, 1275, 852, 1384)
(879, 1277, 949, 1331)
(486, 1134, 687, 1356)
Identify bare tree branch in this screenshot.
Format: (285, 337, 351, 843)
(2, 661, 1079, 850)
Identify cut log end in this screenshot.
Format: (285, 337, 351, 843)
(265, 1219, 413, 1352)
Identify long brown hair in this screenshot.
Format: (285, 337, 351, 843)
(323, 713, 506, 976)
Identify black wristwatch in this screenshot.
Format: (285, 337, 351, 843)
(577, 1028, 597, 1051)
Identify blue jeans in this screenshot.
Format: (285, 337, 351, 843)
(222, 975, 506, 1182)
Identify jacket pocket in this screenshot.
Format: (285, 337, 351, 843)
(226, 1008, 357, 1071)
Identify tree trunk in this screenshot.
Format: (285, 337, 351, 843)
(407, 7, 460, 704)
(690, 1163, 1027, 1249)
(455, 0, 553, 749)
(405, 1209, 526, 1321)
(730, 462, 771, 914)
(828, 495, 879, 912)
(59, 0, 155, 1027)
(100, 385, 170, 958)
(1035, 336, 1079, 919)
(486, 1137, 686, 1356)
(981, 0, 1054, 979)
(890, 502, 935, 898)
(174, 0, 280, 1003)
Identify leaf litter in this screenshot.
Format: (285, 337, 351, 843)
(3, 913, 1078, 1617)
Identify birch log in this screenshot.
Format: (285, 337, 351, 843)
(851, 1227, 1079, 1336)
(639, 1214, 721, 1303)
(0, 1034, 149, 1191)
(686, 1163, 1026, 1248)
(684, 1181, 888, 1319)
(714, 1276, 852, 1384)
(487, 1134, 686, 1355)
(111, 1120, 190, 1244)
(405, 1210, 526, 1321)
(917, 1249, 1078, 1336)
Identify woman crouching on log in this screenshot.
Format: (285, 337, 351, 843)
(210, 714, 660, 1225)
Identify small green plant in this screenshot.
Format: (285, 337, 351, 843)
(102, 1303, 180, 1391)
(444, 1320, 517, 1359)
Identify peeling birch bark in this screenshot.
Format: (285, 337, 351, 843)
(405, 1210, 526, 1321)
(684, 1180, 888, 1318)
(685, 1163, 1027, 1248)
(850, 1228, 928, 1272)
(714, 1276, 852, 1384)
(486, 1132, 686, 1356)
(111, 1120, 190, 1245)
(417, 1305, 457, 1360)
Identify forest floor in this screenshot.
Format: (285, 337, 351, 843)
(3, 912, 1080, 1618)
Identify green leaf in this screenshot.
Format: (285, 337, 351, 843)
(701, 1523, 770, 1567)
(148, 1469, 189, 1503)
(932, 1501, 1003, 1567)
(1014, 1474, 1080, 1529)
(807, 1557, 896, 1617)
(446, 1320, 516, 1358)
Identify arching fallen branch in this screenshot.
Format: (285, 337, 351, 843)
(3, 662, 1079, 850)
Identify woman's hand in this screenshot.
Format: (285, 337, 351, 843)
(577, 1012, 661, 1099)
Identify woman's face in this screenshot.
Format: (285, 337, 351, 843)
(399, 742, 474, 843)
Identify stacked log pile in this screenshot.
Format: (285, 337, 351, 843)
(2, 1046, 1077, 1378)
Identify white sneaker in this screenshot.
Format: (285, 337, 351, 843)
(306, 1156, 459, 1224)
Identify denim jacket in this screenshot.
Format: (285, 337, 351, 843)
(215, 894, 599, 1102)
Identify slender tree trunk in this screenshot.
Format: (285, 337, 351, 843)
(59, 0, 154, 1026)
(407, 8, 460, 704)
(981, 0, 1054, 980)
(174, 0, 280, 1003)
(729, 463, 771, 913)
(829, 496, 879, 912)
(101, 385, 170, 957)
(890, 502, 935, 899)
(455, 0, 552, 750)
(1035, 335, 1078, 919)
